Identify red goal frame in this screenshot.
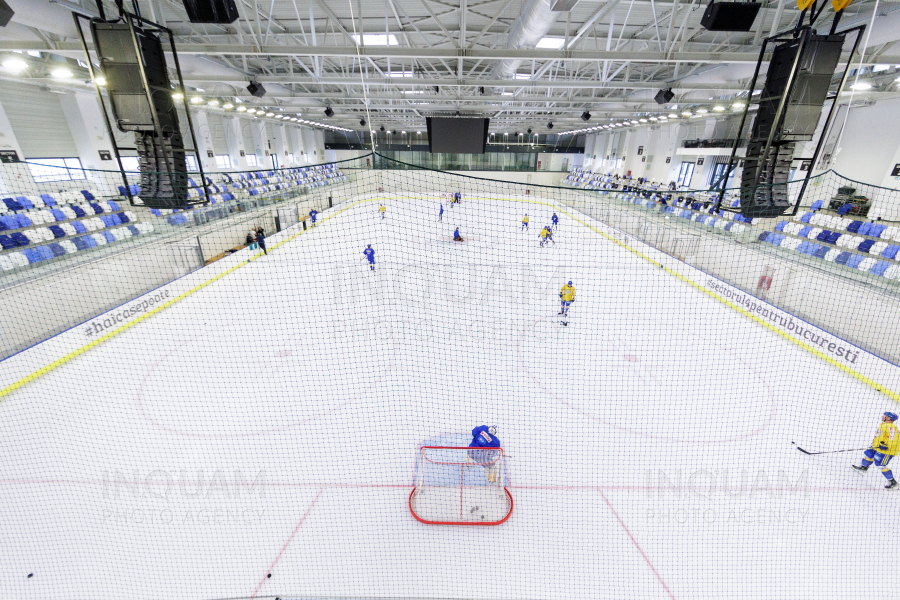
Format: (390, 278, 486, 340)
(409, 446, 514, 526)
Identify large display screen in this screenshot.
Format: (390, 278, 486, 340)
(426, 117, 490, 154)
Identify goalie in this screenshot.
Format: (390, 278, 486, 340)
(468, 425, 501, 484)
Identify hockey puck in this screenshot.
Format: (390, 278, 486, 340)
(27, 574, 33, 578)
(267, 574, 272, 578)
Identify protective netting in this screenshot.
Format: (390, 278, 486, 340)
(1, 152, 900, 600)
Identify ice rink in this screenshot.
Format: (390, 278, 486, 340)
(1, 193, 899, 600)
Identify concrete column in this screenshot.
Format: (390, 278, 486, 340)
(302, 129, 317, 163)
(314, 130, 325, 161)
(271, 123, 287, 168)
(192, 111, 215, 171)
(223, 116, 247, 170)
(584, 134, 595, 170)
(249, 119, 268, 166)
(288, 127, 304, 165)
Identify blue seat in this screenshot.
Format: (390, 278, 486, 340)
(117, 186, 128, 197)
(100, 215, 113, 228)
(127, 225, 140, 237)
(813, 246, 830, 259)
(14, 214, 31, 228)
(804, 243, 822, 255)
(758, 231, 770, 242)
(0, 234, 14, 249)
(107, 201, 120, 211)
(858, 222, 873, 236)
(838, 204, 854, 216)
(22, 247, 42, 263)
(2, 197, 23, 211)
(110, 214, 122, 226)
(17, 197, 34, 210)
(119, 213, 130, 224)
(80, 190, 95, 201)
(11, 232, 29, 246)
(80, 235, 97, 249)
(90, 203, 104, 214)
(835, 252, 851, 265)
(129, 185, 140, 196)
(150, 209, 161, 216)
(825, 232, 842, 244)
(72, 221, 87, 234)
(799, 226, 813, 237)
(35, 246, 54, 261)
(775, 221, 787, 232)
(872, 261, 891, 276)
(800, 212, 813, 223)
(39, 194, 56, 207)
(71, 237, 88, 251)
(101, 231, 116, 244)
(50, 209, 66, 222)
(71, 205, 87, 218)
(846, 254, 865, 269)
(882, 245, 900, 260)
(724, 222, 735, 231)
(47, 242, 66, 257)
(857, 239, 875, 253)
(811, 200, 824, 210)
(797, 241, 810, 254)
(816, 230, 831, 242)
(847, 221, 862, 233)
(871, 223, 887, 238)
(48, 225, 65, 238)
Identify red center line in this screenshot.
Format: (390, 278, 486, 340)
(599, 489, 676, 600)
(250, 488, 323, 599)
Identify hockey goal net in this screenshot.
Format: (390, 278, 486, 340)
(409, 446, 513, 525)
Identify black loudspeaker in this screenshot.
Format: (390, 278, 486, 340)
(247, 82, 266, 98)
(547, 122, 553, 129)
(0, 0, 14, 27)
(754, 34, 843, 141)
(581, 111, 591, 122)
(324, 107, 334, 118)
(654, 89, 675, 104)
(91, 22, 179, 134)
(181, 0, 239, 24)
(700, 2, 761, 32)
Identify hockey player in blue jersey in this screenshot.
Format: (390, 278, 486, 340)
(309, 209, 318, 226)
(363, 244, 375, 271)
(551, 213, 559, 231)
(439, 204, 444, 221)
(454, 227, 464, 242)
(468, 425, 501, 483)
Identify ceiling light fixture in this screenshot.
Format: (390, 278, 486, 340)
(51, 67, 72, 79)
(236, 106, 247, 112)
(190, 96, 203, 104)
(208, 99, 219, 106)
(2, 58, 27, 73)
(696, 108, 708, 114)
(223, 103, 234, 109)
(712, 105, 726, 112)
(850, 81, 873, 91)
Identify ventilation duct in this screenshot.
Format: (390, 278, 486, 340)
(492, 0, 561, 80)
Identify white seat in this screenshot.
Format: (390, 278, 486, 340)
(38, 227, 55, 241)
(8, 251, 28, 268)
(839, 218, 852, 231)
(824, 248, 840, 262)
(870, 241, 889, 256)
(29, 210, 49, 225)
(806, 227, 823, 239)
(0, 254, 14, 271)
(100, 202, 115, 213)
(20, 229, 40, 244)
(124, 211, 137, 221)
(82, 219, 98, 232)
(885, 265, 900, 280)
(91, 233, 107, 245)
(59, 240, 78, 254)
(809, 214, 824, 226)
(883, 227, 899, 241)
(849, 235, 865, 249)
(60, 223, 77, 236)
(61, 206, 77, 220)
(858, 257, 877, 272)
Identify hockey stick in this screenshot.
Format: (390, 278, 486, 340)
(792, 442, 867, 455)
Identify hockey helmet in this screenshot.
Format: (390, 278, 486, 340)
(568, 281, 573, 285)
(488, 425, 498, 436)
(885, 412, 898, 421)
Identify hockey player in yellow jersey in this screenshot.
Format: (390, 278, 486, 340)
(853, 412, 900, 489)
(522, 214, 529, 230)
(539, 226, 554, 247)
(378, 204, 386, 219)
(559, 281, 575, 326)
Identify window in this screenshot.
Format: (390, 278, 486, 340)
(119, 156, 140, 172)
(185, 155, 199, 172)
(215, 155, 232, 169)
(270, 154, 278, 169)
(677, 161, 695, 187)
(245, 154, 258, 167)
(536, 37, 565, 50)
(351, 34, 398, 46)
(288, 153, 295, 164)
(708, 161, 729, 187)
(26, 158, 85, 182)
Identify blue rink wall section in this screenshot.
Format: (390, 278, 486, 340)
(417, 433, 510, 488)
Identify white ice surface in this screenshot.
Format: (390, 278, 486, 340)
(1, 194, 899, 600)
